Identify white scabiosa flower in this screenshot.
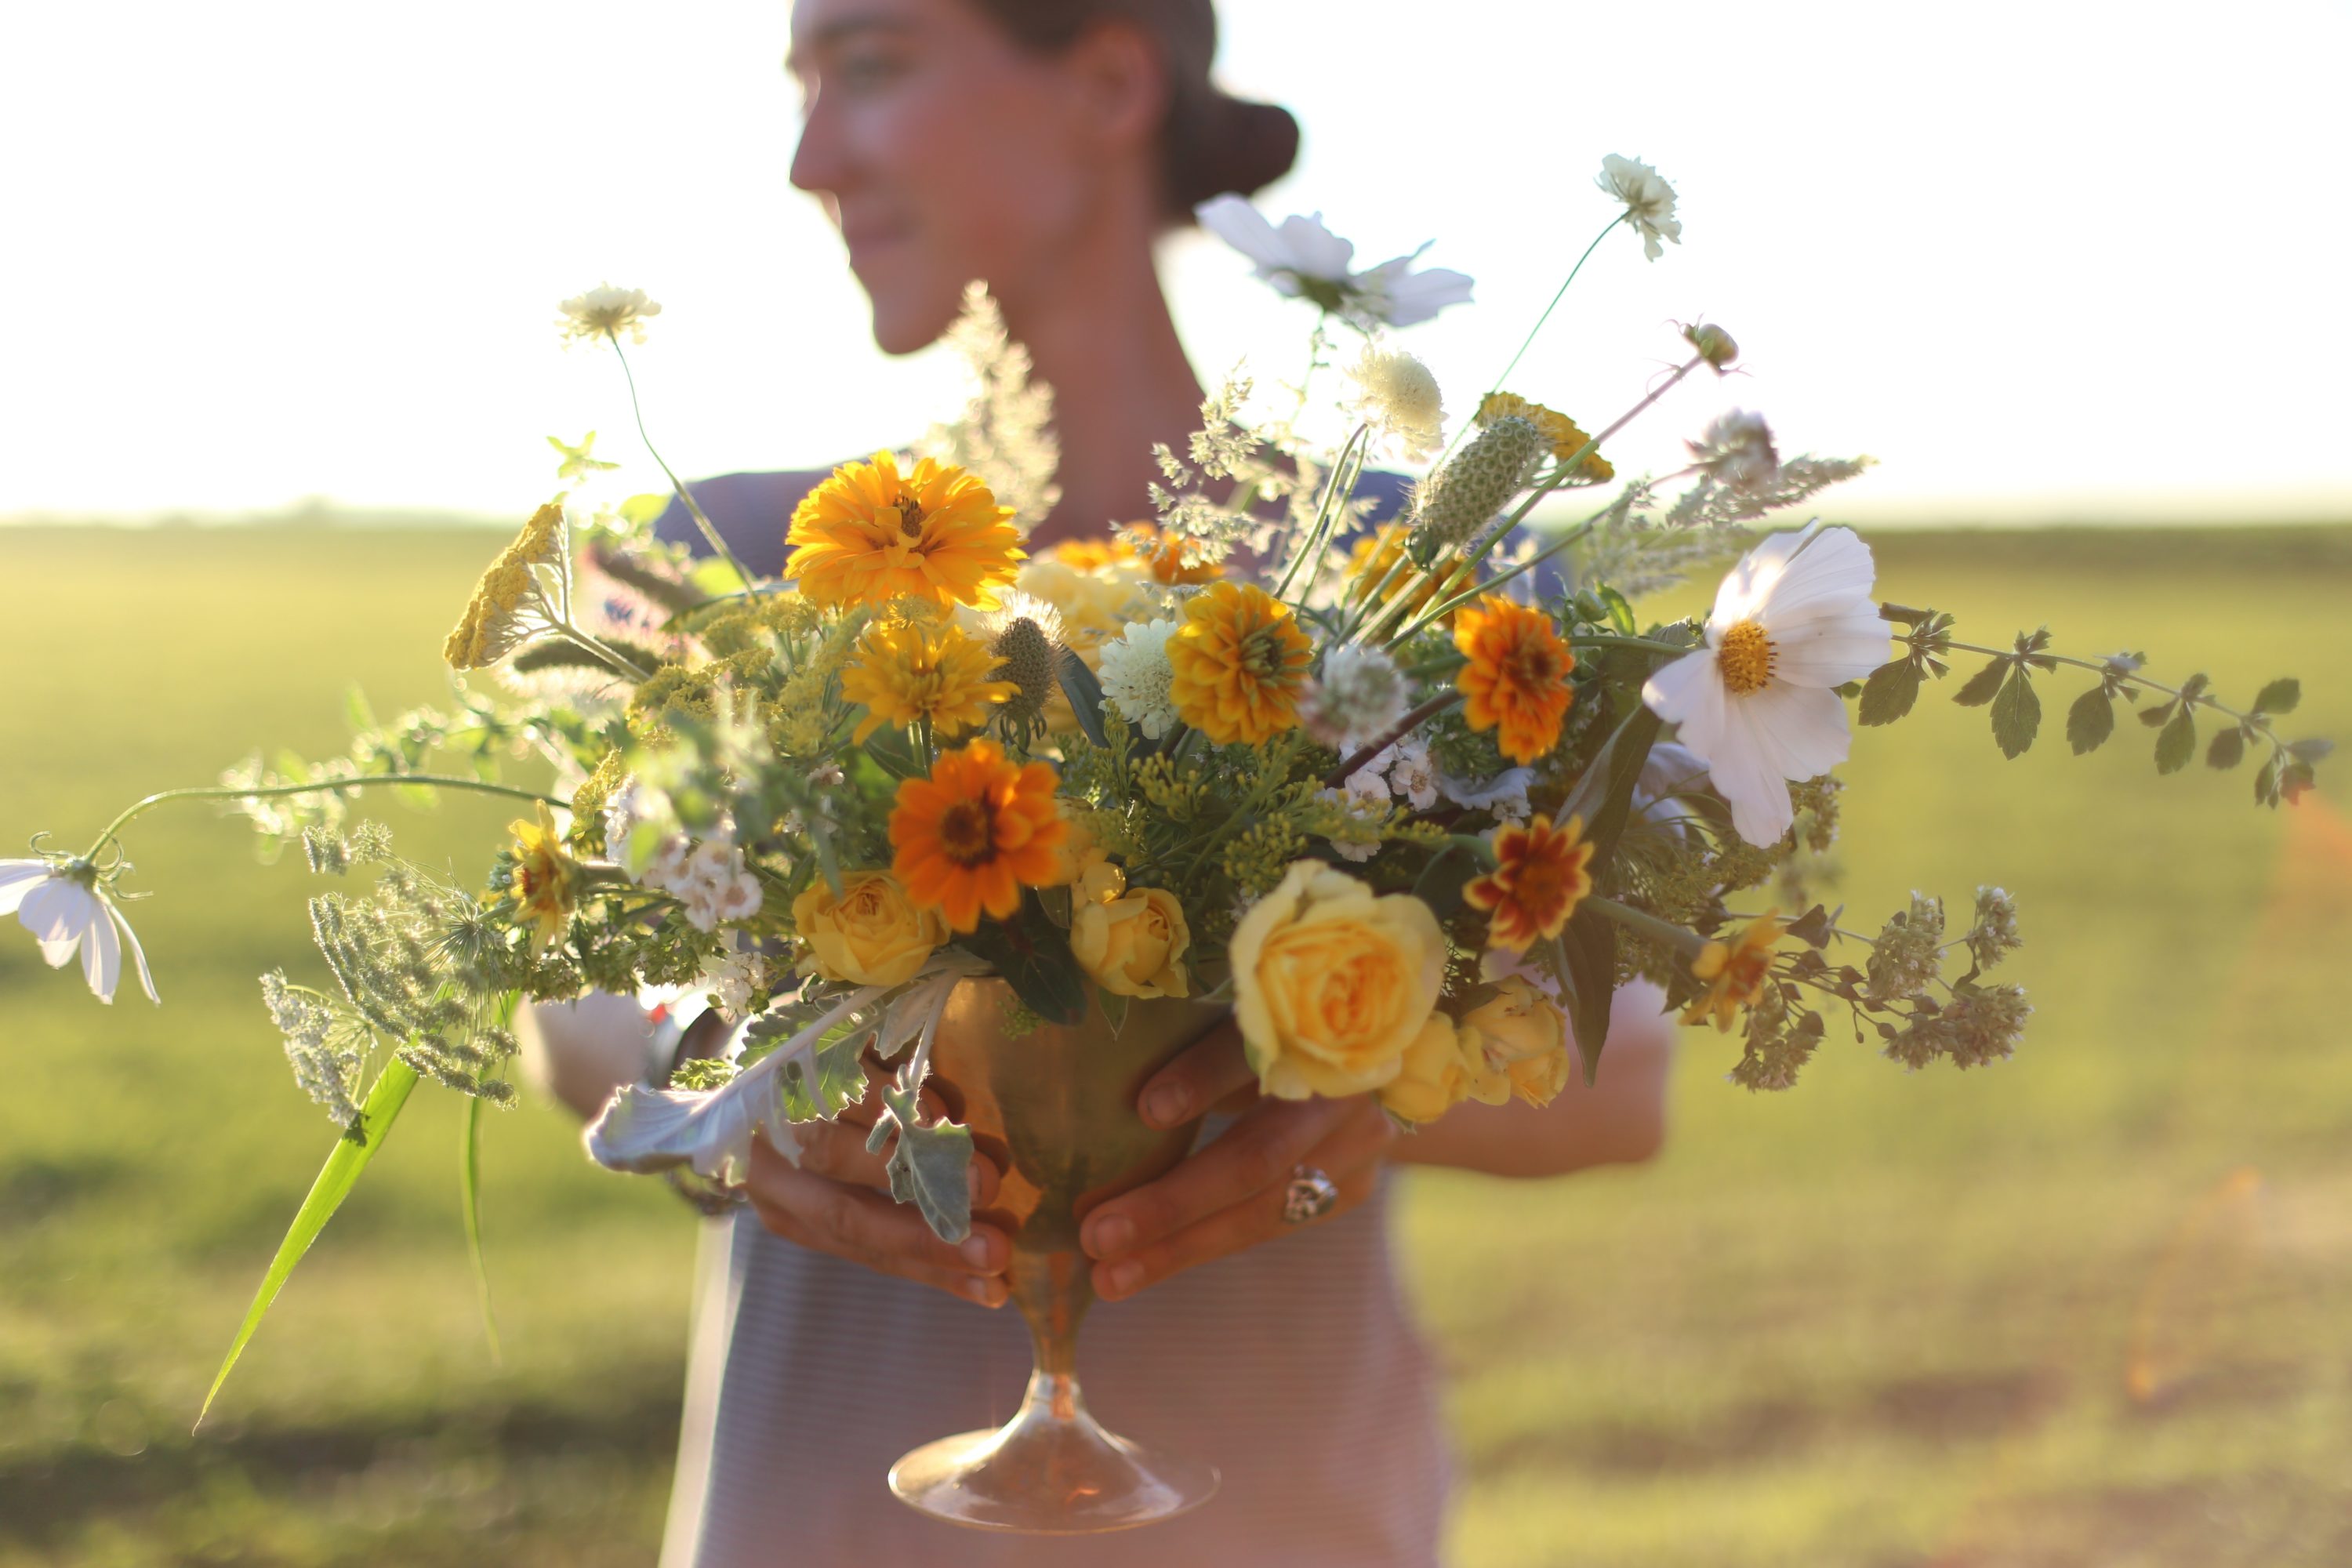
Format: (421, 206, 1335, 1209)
(1098, 617, 1183, 739)
(1596, 154, 1682, 260)
(2, 857, 158, 1005)
(1347, 347, 1446, 459)
(1641, 524, 1889, 847)
(1195, 196, 1473, 329)
(558, 283, 662, 346)
(1300, 642, 1409, 754)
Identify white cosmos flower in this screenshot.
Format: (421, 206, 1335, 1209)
(1596, 154, 1682, 261)
(2, 858, 158, 1005)
(1641, 524, 1889, 847)
(1195, 196, 1474, 329)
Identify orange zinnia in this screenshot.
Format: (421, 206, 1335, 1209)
(1454, 594, 1576, 764)
(1684, 911, 1784, 1031)
(1464, 815, 1596, 953)
(785, 451, 1024, 612)
(889, 739, 1068, 931)
(1120, 521, 1221, 586)
(1165, 581, 1314, 746)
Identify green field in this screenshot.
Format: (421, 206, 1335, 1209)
(2, 524, 2347, 1566)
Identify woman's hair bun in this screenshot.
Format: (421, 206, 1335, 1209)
(1165, 92, 1299, 215)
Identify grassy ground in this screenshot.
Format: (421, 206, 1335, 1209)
(1, 524, 2346, 1566)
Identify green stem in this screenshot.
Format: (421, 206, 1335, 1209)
(1568, 632, 1694, 658)
(556, 625, 654, 682)
(1584, 895, 1708, 957)
(608, 336, 764, 598)
(1385, 526, 1598, 648)
(1940, 640, 2274, 733)
(1434, 216, 1626, 470)
(1274, 423, 1371, 603)
(88, 776, 568, 860)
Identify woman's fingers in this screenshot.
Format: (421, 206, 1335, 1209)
(1135, 1018, 1257, 1130)
(789, 1109, 1001, 1207)
(1080, 1091, 1355, 1262)
(1089, 1099, 1395, 1301)
(745, 1138, 1008, 1306)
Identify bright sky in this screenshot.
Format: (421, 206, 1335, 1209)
(5, 0, 2348, 524)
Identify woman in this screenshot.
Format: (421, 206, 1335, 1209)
(531, 2, 1676, 1562)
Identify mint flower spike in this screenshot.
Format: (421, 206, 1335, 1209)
(1, 852, 158, 1005)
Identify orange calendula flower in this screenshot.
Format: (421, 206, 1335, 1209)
(839, 620, 1018, 743)
(1048, 535, 1139, 573)
(1464, 815, 1596, 953)
(503, 801, 580, 953)
(889, 739, 1069, 931)
(1684, 911, 1784, 1030)
(1454, 594, 1577, 764)
(785, 451, 1024, 612)
(1165, 581, 1314, 745)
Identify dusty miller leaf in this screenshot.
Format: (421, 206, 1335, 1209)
(868, 1084, 975, 1243)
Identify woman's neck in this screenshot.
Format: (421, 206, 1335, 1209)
(996, 223, 1204, 551)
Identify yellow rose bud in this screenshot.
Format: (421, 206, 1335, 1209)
(789, 870, 948, 989)
(1461, 978, 1574, 1108)
(1231, 860, 1447, 1100)
(1075, 849, 1127, 907)
(1070, 886, 1191, 999)
(1378, 1014, 1481, 1124)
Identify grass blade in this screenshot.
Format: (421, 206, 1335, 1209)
(461, 1091, 502, 1363)
(198, 1058, 419, 1426)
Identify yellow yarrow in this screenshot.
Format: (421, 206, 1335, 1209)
(785, 452, 1024, 612)
(1478, 393, 1614, 483)
(839, 621, 1018, 743)
(1165, 581, 1313, 746)
(445, 501, 566, 670)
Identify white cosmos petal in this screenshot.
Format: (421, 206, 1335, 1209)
(82, 901, 121, 1002)
(1641, 648, 1729, 757)
(0, 861, 51, 916)
(1276, 212, 1355, 279)
(109, 902, 159, 1004)
(1751, 526, 1875, 626)
(20, 877, 100, 966)
(1741, 681, 1853, 779)
(1705, 700, 1797, 846)
(1711, 522, 1817, 624)
(1194, 195, 1287, 270)
(1374, 265, 1476, 327)
(1773, 607, 1894, 688)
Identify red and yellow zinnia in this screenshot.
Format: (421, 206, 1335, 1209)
(1464, 814, 1595, 953)
(785, 452, 1024, 612)
(888, 739, 1068, 931)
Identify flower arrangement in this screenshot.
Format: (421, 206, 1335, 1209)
(8, 156, 2328, 1417)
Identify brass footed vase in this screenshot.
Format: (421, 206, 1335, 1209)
(887, 978, 1224, 1534)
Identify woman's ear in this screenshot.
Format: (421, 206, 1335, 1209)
(1063, 19, 1170, 156)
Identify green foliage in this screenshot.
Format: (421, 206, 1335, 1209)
(957, 898, 1087, 1026)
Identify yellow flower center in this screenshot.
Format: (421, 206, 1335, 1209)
(1716, 619, 1774, 696)
(937, 800, 996, 866)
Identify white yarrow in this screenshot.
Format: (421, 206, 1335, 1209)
(1641, 524, 1889, 846)
(1098, 617, 1183, 739)
(1195, 195, 1474, 329)
(2, 858, 158, 1005)
(1597, 154, 1682, 261)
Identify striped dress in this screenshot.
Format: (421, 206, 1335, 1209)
(654, 471, 1450, 1565)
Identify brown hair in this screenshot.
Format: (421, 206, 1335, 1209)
(966, 0, 1298, 217)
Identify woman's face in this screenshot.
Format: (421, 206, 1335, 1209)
(789, 0, 1133, 354)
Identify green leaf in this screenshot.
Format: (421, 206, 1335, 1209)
(2066, 687, 2115, 755)
(1990, 669, 2041, 759)
(460, 1093, 501, 1363)
(760, 1014, 873, 1122)
(1951, 656, 2008, 707)
(1575, 706, 1665, 884)
(2253, 677, 2301, 716)
(1412, 842, 1481, 924)
(1858, 659, 1923, 727)
(201, 1059, 419, 1425)
(2289, 738, 2336, 764)
(862, 724, 925, 782)
(2255, 750, 2285, 807)
(869, 1085, 975, 1243)
(2154, 705, 2197, 775)
(1561, 909, 1618, 1087)
(1056, 652, 1109, 750)
(958, 902, 1088, 1027)
(2138, 701, 2175, 728)
(2205, 728, 2247, 771)
(1595, 584, 1637, 636)
(1096, 985, 1130, 1036)
(619, 492, 670, 528)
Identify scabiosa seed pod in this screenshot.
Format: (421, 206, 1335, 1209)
(1406, 415, 1542, 566)
(992, 616, 1060, 725)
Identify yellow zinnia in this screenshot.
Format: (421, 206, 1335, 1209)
(1478, 392, 1613, 483)
(1164, 581, 1312, 746)
(838, 621, 1018, 743)
(785, 451, 1024, 612)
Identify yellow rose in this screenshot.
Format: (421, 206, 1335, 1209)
(790, 870, 947, 989)
(1378, 1014, 1482, 1124)
(1070, 886, 1192, 999)
(1016, 557, 1148, 655)
(1231, 860, 1447, 1099)
(1461, 978, 1574, 1107)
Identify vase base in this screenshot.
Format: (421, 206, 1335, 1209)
(888, 1404, 1218, 1535)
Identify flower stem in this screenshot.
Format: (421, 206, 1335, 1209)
(86, 776, 568, 860)
(1567, 631, 1694, 659)
(1328, 691, 1460, 785)
(1583, 895, 1708, 956)
(1435, 216, 1626, 470)
(608, 336, 764, 598)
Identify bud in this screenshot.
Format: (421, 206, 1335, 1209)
(1682, 321, 1739, 372)
(1406, 415, 1542, 566)
(991, 616, 1059, 724)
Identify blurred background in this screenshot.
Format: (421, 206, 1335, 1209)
(2, 2, 2348, 1565)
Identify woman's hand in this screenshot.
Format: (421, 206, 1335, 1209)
(742, 1065, 1012, 1308)
(1077, 1021, 1396, 1303)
